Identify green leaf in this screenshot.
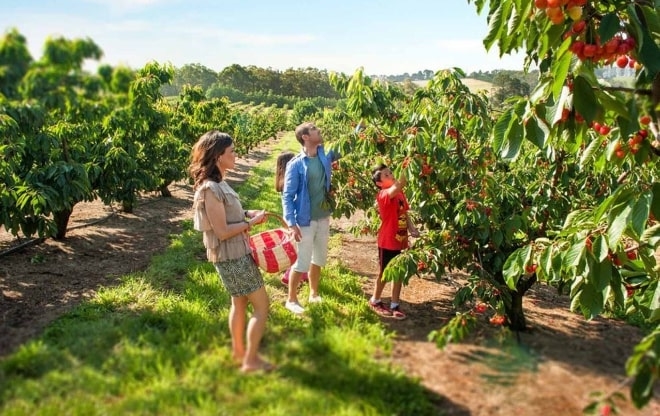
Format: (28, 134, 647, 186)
(492, 108, 513, 155)
(483, 2, 505, 51)
(631, 367, 655, 408)
(572, 75, 597, 124)
(597, 13, 621, 42)
(638, 5, 660, 38)
(650, 281, 660, 312)
(588, 255, 612, 292)
(607, 202, 632, 250)
(628, 4, 660, 73)
(579, 135, 600, 167)
(570, 288, 582, 312)
(578, 283, 603, 319)
(564, 239, 584, 268)
(501, 119, 524, 161)
(550, 39, 572, 101)
(641, 224, 660, 249)
(592, 234, 609, 263)
(503, 247, 525, 290)
(552, 85, 572, 126)
(651, 182, 660, 222)
(630, 192, 652, 239)
(539, 245, 553, 278)
(526, 114, 550, 150)
(594, 89, 628, 117)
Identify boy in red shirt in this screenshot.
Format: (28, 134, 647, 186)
(369, 164, 419, 320)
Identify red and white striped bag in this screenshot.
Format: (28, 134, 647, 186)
(249, 213, 297, 273)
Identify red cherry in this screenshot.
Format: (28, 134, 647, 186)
(489, 315, 506, 325)
(583, 44, 597, 57)
(571, 20, 586, 34)
(616, 55, 629, 69)
(475, 303, 488, 314)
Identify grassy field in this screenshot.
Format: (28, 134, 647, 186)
(413, 78, 494, 93)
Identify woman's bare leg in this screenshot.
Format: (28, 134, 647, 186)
(241, 286, 272, 372)
(229, 295, 248, 364)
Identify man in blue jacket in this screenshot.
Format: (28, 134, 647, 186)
(282, 122, 338, 315)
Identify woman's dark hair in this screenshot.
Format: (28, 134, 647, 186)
(275, 152, 295, 192)
(189, 130, 233, 190)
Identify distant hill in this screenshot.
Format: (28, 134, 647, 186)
(412, 78, 494, 93)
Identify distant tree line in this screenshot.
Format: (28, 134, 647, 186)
(380, 69, 436, 82)
(160, 63, 340, 103)
(164, 63, 591, 109)
(467, 69, 539, 88)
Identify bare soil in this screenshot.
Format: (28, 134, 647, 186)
(1, 142, 659, 416)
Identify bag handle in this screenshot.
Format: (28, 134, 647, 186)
(261, 212, 290, 229)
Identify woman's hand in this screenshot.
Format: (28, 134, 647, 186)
(249, 210, 267, 226)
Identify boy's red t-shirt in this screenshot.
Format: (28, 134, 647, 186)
(376, 189, 410, 250)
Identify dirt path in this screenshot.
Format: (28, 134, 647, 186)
(1, 138, 659, 415)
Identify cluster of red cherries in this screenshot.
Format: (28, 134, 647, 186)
(534, 0, 640, 68)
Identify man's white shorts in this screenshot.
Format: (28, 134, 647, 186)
(292, 217, 330, 272)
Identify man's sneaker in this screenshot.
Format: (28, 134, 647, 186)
(285, 301, 305, 315)
(391, 305, 407, 320)
(368, 300, 392, 317)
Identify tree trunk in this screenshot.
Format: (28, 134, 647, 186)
(122, 200, 134, 213)
(505, 290, 527, 331)
(158, 184, 172, 197)
(495, 270, 537, 332)
(52, 208, 73, 240)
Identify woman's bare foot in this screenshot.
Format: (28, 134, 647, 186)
(232, 352, 244, 366)
(240, 359, 276, 374)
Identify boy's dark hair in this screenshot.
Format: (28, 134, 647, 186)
(275, 152, 295, 192)
(371, 163, 388, 187)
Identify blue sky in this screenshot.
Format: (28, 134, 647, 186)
(0, 0, 526, 76)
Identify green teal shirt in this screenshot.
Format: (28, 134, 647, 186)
(307, 156, 331, 220)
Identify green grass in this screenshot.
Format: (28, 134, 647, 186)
(0, 133, 441, 416)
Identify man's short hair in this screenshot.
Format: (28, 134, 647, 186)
(294, 122, 317, 145)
